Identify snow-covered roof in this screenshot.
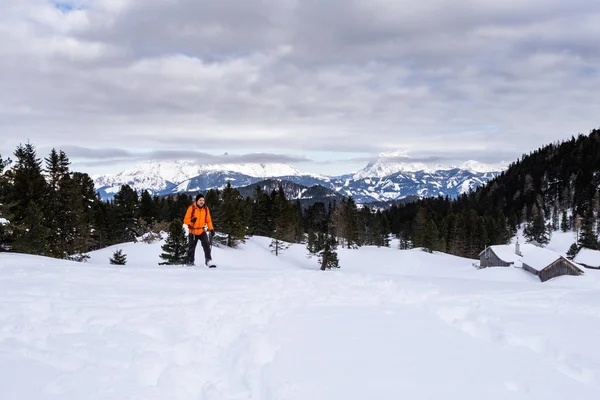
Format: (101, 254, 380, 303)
(574, 248, 600, 268)
(521, 247, 575, 272)
(480, 243, 538, 263)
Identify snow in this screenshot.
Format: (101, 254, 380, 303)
(353, 152, 505, 179)
(455, 160, 508, 174)
(94, 160, 203, 192)
(460, 179, 473, 194)
(574, 248, 600, 268)
(545, 230, 579, 254)
(484, 243, 538, 264)
(197, 163, 301, 178)
(2, 237, 600, 399)
(0, 217, 8, 225)
(93, 160, 305, 194)
(521, 247, 570, 272)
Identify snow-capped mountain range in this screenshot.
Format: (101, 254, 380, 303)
(93, 156, 506, 203)
(93, 161, 302, 196)
(353, 151, 505, 179)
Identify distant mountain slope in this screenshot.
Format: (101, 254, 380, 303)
(93, 159, 503, 202)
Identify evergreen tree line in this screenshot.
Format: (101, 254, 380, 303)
(384, 128, 600, 257)
(0, 143, 393, 269)
(0, 142, 197, 258)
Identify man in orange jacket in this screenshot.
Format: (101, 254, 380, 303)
(183, 193, 215, 266)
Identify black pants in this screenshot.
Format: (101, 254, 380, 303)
(187, 232, 211, 264)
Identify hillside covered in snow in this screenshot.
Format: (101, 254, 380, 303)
(1, 234, 599, 399)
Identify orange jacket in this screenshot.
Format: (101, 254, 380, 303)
(184, 204, 214, 235)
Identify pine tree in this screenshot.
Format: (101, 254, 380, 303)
(70, 172, 97, 254)
(219, 182, 246, 248)
(497, 216, 512, 245)
(411, 207, 430, 249)
(9, 142, 48, 254)
(291, 200, 304, 243)
(270, 186, 294, 255)
(551, 201, 559, 231)
(172, 194, 192, 222)
(159, 220, 188, 265)
(578, 223, 599, 250)
(307, 230, 320, 255)
(319, 233, 340, 270)
(567, 243, 579, 260)
(524, 213, 550, 245)
(113, 185, 140, 243)
(561, 210, 569, 232)
(397, 229, 411, 250)
(340, 197, 360, 248)
(109, 249, 127, 265)
(139, 190, 157, 227)
(248, 185, 273, 236)
(422, 219, 441, 253)
(375, 210, 391, 247)
(44, 149, 75, 258)
(17, 202, 50, 255)
(0, 155, 12, 251)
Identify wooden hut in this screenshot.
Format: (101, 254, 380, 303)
(479, 245, 517, 267)
(478, 243, 537, 268)
(522, 247, 584, 282)
(573, 248, 600, 269)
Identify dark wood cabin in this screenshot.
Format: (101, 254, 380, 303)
(479, 246, 517, 268)
(523, 257, 583, 282)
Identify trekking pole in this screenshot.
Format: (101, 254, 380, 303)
(205, 223, 212, 249)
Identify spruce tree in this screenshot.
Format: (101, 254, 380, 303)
(567, 243, 579, 260)
(342, 197, 361, 248)
(139, 190, 157, 227)
(319, 233, 340, 270)
(524, 213, 550, 245)
(376, 210, 391, 247)
(109, 249, 127, 265)
(578, 223, 599, 250)
(423, 219, 441, 253)
(159, 220, 188, 265)
(44, 149, 75, 258)
(10, 142, 48, 254)
(0, 155, 12, 251)
(307, 230, 320, 255)
(219, 182, 246, 248)
(270, 186, 293, 255)
(249, 185, 273, 236)
(113, 185, 140, 243)
(397, 229, 411, 250)
(561, 210, 569, 232)
(292, 200, 304, 243)
(70, 172, 97, 254)
(411, 207, 430, 249)
(18, 202, 50, 255)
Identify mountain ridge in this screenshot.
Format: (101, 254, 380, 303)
(94, 159, 505, 203)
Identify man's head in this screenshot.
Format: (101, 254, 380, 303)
(195, 193, 205, 207)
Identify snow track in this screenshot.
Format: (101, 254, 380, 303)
(2, 238, 600, 399)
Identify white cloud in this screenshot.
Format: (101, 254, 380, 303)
(1, 0, 599, 176)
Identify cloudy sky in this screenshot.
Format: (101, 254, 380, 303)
(1, 0, 599, 175)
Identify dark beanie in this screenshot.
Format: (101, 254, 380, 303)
(195, 193, 205, 201)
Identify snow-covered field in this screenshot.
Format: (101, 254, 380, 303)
(1, 235, 600, 399)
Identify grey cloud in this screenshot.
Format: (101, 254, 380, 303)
(1, 0, 600, 176)
(329, 150, 517, 166)
(46, 145, 311, 165)
(54, 146, 133, 159)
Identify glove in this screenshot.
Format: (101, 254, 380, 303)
(209, 230, 215, 238)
